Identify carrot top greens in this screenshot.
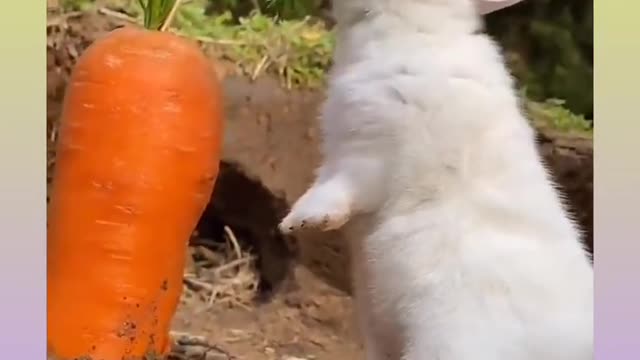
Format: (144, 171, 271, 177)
(138, 0, 180, 31)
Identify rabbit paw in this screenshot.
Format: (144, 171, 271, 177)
(279, 182, 352, 234)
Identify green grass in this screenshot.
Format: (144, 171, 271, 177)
(172, 4, 334, 88)
(61, 0, 334, 88)
(528, 99, 593, 135)
(57, 0, 592, 134)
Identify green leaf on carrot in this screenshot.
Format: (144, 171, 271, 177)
(139, 0, 179, 30)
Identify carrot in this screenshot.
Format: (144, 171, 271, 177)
(47, 1, 223, 359)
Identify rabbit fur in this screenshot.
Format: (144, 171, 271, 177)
(279, 1, 593, 359)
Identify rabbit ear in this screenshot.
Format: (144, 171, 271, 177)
(476, 0, 524, 15)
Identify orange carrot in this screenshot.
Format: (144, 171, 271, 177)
(47, 1, 223, 359)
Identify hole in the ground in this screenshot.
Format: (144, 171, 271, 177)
(192, 161, 297, 302)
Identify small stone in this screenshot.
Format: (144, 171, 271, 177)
(228, 328, 245, 336)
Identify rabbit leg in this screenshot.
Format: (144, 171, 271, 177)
(279, 174, 353, 233)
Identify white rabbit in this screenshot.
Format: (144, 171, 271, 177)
(279, 0, 593, 359)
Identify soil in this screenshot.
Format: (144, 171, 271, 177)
(172, 266, 362, 360)
(46, 8, 593, 360)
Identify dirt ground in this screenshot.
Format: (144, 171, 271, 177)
(47, 8, 593, 360)
(171, 266, 362, 360)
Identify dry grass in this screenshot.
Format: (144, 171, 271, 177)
(167, 226, 259, 359)
(182, 226, 259, 311)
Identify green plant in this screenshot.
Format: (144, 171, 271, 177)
(485, 0, 593, 118)
(177, 7, 334, 87)
(137, 0, 179, 30)
(528, 99, 593, 134)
